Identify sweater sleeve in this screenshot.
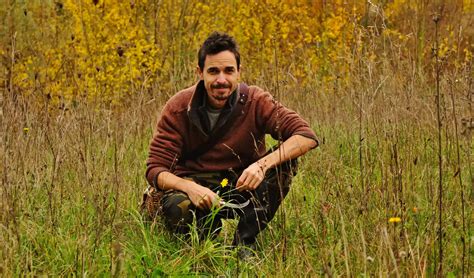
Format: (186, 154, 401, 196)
(255, 90, 318, 144)
(145, 103, 184, 187)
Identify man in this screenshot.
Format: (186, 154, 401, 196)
(145, 32, 318, 250)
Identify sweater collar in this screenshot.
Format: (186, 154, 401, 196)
(188, 80, 238, 136)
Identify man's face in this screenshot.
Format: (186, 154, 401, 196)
(197, 50, 240, 109)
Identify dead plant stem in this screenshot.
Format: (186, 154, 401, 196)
(433, 14, 443, 277)
(448, 78, 466, 277)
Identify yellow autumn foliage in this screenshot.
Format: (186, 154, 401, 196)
(1, 0, 472, 106)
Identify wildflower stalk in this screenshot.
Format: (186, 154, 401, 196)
(448, 78, 466, 277)
(433, 13, 443, 277)
(272, 35, 287, 264)
(383, 227, 400, 277)
(467, 62, 473, 276)
(338, 206, 351, 276)
(358, 71, 365, 212)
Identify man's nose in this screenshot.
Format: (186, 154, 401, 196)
(216, 72, 226, 83)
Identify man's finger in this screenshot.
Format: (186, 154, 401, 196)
(244, 176, 254, 190)
(199, 195, 206, 206)
(249, 178, 259, 190)
(198, 198, 206, 209)
(207, 194, 219, 209)
(250, 176, 262, 190)
(199, 194, 211, 209)
(204, 195, 212, 209)
(236, 173, 247, 189)
(237, 177, 249, 191)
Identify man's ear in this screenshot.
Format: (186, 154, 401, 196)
(196, 66, 203, 80)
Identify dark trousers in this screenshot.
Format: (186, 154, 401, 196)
(160, 159, 297, 245)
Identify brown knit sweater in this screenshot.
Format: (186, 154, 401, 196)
(145, 81, 317, 186)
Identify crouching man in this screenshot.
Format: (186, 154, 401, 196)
(144, 32, 318, 252)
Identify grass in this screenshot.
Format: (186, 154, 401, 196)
(1, 70, 472, 276)
(1, 24, 473, 276)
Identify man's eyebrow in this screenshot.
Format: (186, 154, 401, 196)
(206, 65, 236, 72)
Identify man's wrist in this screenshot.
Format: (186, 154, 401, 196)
(256, 159, 269, 173)
(180, 179, 199, 194)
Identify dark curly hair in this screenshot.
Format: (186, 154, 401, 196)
(198, 32, 240, 70)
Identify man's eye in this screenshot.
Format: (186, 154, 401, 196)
(208, 68, 218, 74)
(225, 68, 235, 73)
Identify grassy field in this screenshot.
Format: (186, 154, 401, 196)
(1, 50, 473, 276)
(1, 1, 473, 276)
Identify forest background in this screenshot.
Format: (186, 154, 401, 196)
(1, 0, 473, 276)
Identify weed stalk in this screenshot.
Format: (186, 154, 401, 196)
(433, 13, 443, 277)
(448, 78, 466, 276)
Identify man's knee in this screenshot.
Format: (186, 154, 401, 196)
(161, 191, 194, 233)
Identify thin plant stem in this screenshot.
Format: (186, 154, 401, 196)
(448, 78, 466, 277)
(433, 13, 443, 277)
(338, 206, 351, 277)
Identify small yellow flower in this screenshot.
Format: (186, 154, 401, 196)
(23, 127, 29, 133)
(389, 217, 401, 223)
(220, 178, 228, 188)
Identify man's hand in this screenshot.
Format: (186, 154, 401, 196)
(235, 135, 317, 192)
(157, 172, 220, 210)
(185, 182, 220, 210)
(236, 161, 266, 191)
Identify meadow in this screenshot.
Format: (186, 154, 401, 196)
(1, 0, 473, 276)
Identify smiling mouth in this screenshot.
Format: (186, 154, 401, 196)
(211, 83, 231, 89)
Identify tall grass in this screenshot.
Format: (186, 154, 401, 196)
(2, 44, 472, 276)
(1, 5, 473, 278)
